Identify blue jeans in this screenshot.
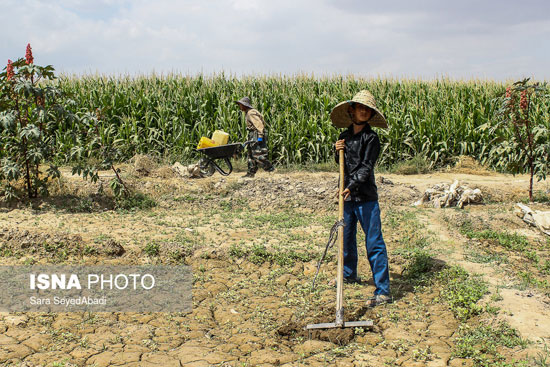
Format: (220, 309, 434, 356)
(343, 200, 390, 296)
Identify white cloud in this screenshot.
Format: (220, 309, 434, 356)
(231, 0, 261, 12)
(0, 0, 548, 79)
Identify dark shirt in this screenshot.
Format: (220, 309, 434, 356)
(335, 124, 380, 202)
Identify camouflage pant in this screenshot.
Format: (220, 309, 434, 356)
(247, 130, 274, 174)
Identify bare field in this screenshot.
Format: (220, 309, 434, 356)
(1, 166, 549, 367)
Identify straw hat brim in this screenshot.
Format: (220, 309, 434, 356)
(330, 101, 388, 129)
(235, 99, 253, 109)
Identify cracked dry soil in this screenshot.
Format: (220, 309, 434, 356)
(0, 166, 549, 366)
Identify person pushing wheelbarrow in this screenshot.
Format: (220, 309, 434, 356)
(330, 90, 392, 308)
(235, 97, 275, 178)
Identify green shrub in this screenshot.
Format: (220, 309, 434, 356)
(115, 192, 156, 211)
(402, 249, 435, 280)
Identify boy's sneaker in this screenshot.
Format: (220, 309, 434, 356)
(366, 294, 392, 308)
(242, 172, 255, 178)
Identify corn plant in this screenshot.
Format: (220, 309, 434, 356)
(51, 75, 549, 170)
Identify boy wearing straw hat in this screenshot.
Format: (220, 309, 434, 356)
(331, 90, 391, 307)
(235, 97, 274, 178)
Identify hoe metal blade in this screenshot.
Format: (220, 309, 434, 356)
(305, 320, 373, 330)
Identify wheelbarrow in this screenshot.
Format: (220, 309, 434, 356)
(196, 143, 244, 176)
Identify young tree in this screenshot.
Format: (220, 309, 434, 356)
(69, 109, 130, 198)
(485, 78, 549, 201)
(1, 45, 149, 208)
(0, 44, 74, 200)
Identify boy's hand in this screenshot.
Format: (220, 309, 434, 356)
(335, 139, 345, 151)
(342, 188, 351, 200)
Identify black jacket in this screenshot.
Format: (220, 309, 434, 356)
(335, 124, 380, 202)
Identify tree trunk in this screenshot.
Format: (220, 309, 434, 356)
(111, 165, 129, 195)
(529, 162, 534, 202)
(25, 158, 33, 199)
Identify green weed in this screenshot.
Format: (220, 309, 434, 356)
(83, 245, 98, 256)
(520, 191, 550, 204)
(228, 243, 316, 266)
(115, 192, 156, 211)
(453, 321, 528, 367)
(533, 342, 550, 367)
(464, 247, 508, 264)
(229, 244, 248, 259)
(517, 271, 550, 295)
(437, 266, 488, 321)
(463, 228, 529, 252)
(143, 242, 160, 257)
(247, 211, 311, 229)
(384, 208, 417, 229)
(458, 218, 535, 259)
(400, 249, 435, 282)
(411, 346, 435, 362)
(173, 194, 199, 203)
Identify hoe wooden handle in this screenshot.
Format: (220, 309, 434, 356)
(336, 149, 345, 325)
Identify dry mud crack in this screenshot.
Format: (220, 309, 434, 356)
(0, 168, 549, 366)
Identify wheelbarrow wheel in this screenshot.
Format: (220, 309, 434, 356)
(199, 157, 215, 177)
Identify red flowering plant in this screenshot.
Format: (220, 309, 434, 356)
(1, 45, 146, 207)
(0, 44, 75, 200)
(25, 43, 34, 65)
(1, 45, 147, 208)
(6, 60, 14, 81)
(483, 78, 549, 201)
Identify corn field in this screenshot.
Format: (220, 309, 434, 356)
(56, 75, 550, 169)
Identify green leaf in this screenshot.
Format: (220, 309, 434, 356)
(1, 159, 21, 180)
(0, 111, 17, 129)
(20, 125, 41, 140)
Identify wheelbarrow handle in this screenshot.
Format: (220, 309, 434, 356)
(210, 158, 233, 176)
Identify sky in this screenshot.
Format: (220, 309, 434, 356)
(1, 0, 549, 80)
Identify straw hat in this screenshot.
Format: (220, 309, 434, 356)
(330, 90, 388, 129)
(235, 96, 254, 109)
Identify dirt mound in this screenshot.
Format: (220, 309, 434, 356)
(449, 156, 495, 176)
(131, 154, 157, 177)
(229, 175, 420, 210)
(0, 228, 83, 260)
(376, 176, 421, 205)
(277, 320, 355, 345)
(0, 228, 125, 261)
(231, 176, 337, 210)
(99, 239, 126, 256)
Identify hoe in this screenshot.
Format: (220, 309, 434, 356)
(305, 150, 373, 330)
